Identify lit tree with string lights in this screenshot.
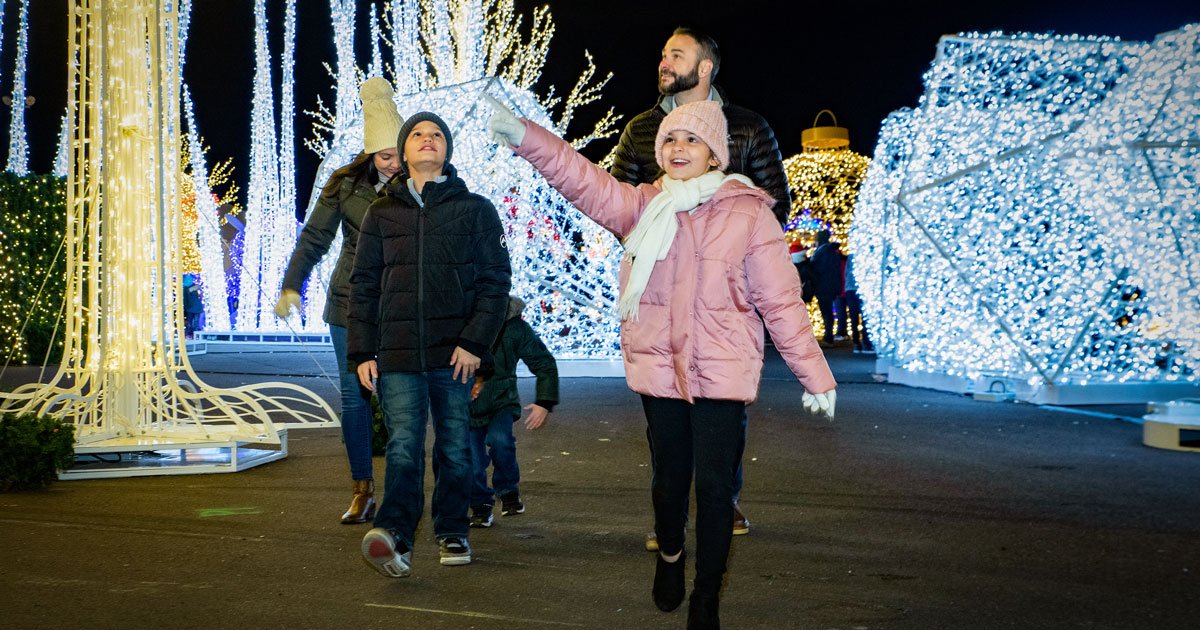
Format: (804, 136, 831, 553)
(4, 0, 29, 174)
(851, 24, 1200, 404)
(292, 0, 624, 358)
(0, 1, 337, 472)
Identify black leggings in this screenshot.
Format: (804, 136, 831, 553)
(642, 395, 744, 595)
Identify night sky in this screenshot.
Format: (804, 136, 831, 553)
(8, 1, 1199, 217)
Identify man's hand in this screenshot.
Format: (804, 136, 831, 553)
(482, 94, 526, 148)
(356, 360, 379, 392)
(802, 388, 837, 420)
(450, 347, 481, 384)
(274, 289, 301, 318)
(523, 403, 549, 430)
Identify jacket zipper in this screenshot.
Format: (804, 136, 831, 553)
(417, 200, 426, 371)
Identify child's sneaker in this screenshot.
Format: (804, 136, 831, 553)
(438, 537, 472, 566)
(500, 491, 525, 516)
(469, 505, 494, 528)
(361, 528, 412, 578)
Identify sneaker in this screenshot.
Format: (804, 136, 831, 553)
(438, 536, 472, 566)
(469, 505, 494, 528)
(361, 528, 412, 578)
(644, 531, 659, 552)
(732, 504, 750, 536)
(499, 492, 525, 516)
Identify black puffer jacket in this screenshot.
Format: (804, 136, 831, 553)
(347, 164, 512, 372)
(281, 173, 379, 327)
(609, 87, 792, 223)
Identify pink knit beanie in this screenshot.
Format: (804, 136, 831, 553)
(654, 100, 730, 172)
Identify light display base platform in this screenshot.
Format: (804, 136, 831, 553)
(60, 429, 289, 480)
(884, 365, 1200, 405)
(197, 331, 332, 345)
(1143, 399, 1200, 453)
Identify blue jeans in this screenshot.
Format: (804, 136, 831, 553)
(469, 411, 521, 507)
(642, 395, 744, 596)
(373, 368, 472, 549)
(329, 325, 373, 480)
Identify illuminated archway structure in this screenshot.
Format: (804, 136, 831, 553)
(852, 25, 1200, 404)
(0, 0, 337, 478)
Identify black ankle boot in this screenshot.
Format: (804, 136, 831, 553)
(652, 549, 686, 612)
(687, 591, 720, 629)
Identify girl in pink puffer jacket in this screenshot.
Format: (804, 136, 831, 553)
(488, 96, 837, 629)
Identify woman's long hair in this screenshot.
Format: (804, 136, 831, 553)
(320, 151, 376, 201)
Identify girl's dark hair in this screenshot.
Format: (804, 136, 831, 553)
(320, 151, 376, 201)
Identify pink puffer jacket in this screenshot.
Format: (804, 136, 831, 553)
(516, 121, 836, 403)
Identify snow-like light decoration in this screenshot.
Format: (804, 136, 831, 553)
(851, 25, 1200, 404)
(4, 0, 29, 174)
(0, 1, 336, 457)
(183, 88, 238, 331)
(291, 0, 623, 357)
(234, 0, 292, 331)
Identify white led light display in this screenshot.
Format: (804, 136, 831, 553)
(289, 1, 623, 357)
(4, 0, 28, 174)
(852, 25, 1200, 403)
(0, 0, 336, 447)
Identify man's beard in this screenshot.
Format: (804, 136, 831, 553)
(658, 64, 701, 96)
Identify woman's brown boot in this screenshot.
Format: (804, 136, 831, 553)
(341, 479, 376, 524)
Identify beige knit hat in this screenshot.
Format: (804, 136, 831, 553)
(359, 77, 403, 155)
(654, 100, 730, 172)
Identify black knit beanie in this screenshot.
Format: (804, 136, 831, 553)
(397, 111, 453, 171)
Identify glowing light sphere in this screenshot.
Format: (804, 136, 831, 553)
(852, 24, 1200, 404)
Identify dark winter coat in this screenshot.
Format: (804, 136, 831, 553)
(469, 297, 559, 428)
(609, 86, 792, 223)
(346, 164, 512, 372)
(281, 173, 379, 327)
(808, 242, 845, 298)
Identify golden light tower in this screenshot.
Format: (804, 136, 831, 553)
(0, 0, 337, 477)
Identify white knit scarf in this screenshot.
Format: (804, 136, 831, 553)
(618, 171, 752, 320)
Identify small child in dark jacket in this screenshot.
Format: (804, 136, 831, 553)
(467, 296, 559, 527)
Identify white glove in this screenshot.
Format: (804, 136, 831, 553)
(802, 388, 837, 420)
(482, 93, 526, 148)
(274, 289, 301, 318)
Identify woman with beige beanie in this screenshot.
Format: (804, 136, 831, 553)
(275, 77, 403, 524)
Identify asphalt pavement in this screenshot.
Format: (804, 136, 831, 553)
(1, 342, 1196, 629)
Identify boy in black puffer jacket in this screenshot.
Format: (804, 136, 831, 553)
(467, 296, 559, 527)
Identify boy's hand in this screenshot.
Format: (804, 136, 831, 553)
(450, 346, 481, 383)
(471, 376, 485, 401)
(356, 360, 379, 393)
(523, 404, 549, 430)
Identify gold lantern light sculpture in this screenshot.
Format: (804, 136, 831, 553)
(784, 109, 871, 251)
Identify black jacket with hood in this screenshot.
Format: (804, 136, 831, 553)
(469, 297, 559, 428)
(347, 164, 512, 372)
(609, 86, 792, 223)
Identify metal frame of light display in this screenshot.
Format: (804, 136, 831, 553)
(0, 0, 338, 479)
(851, 25, 1200, 404)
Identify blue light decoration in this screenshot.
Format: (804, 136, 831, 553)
(851, 24, 1200, 404)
